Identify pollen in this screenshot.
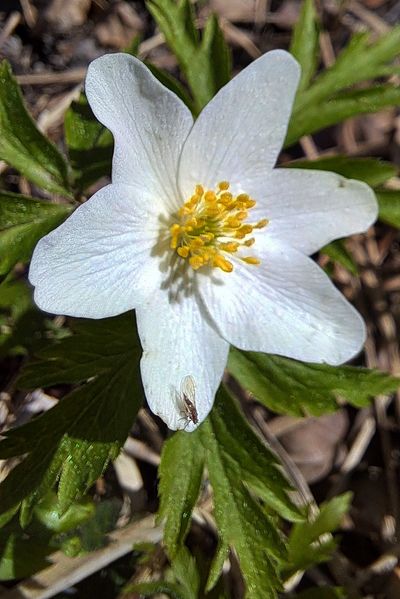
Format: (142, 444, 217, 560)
(169, 182, 268, 273)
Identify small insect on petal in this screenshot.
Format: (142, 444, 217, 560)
(179, 374, 198, 427)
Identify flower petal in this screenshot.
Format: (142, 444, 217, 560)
(136, 289, 229, 431)
(199, 238, 366, 365)
(86, 53, 193, 212)
(178, 50, 300, 197)
(29, 184, 162, 318)
(251, 169, 378, 255)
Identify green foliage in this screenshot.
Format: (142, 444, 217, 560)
(287, 23, 400, 146)
(201, 391, 288, 598)
(287, 156, 397, 188)
(159, 387, 301, 598)
(0, 492, 117, 580)
(0, 314, 143, 522)
(0, 190, 71, 275)
(0, 276, 46, 356)
(147, 0, 231, 112)
(228, 349, 400, 416)
(124, 581, 190, 599)
(0, 61, 71, 196)
(289, 0, 319, 93)
(158, 430, 205, 557)
(320, 239, 358, 276)
(376, 189, 400, 228)
(287, 493, 352, 574)
(64, 93, 113, 193)
(287, 85, 400, 146)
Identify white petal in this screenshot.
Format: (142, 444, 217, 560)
(199, 239, 366, 365)
(86, 53, 193, 212)
(136, 288, 229, 431)
(178, 50, 300, 198)
(251, 169, 378, 255)
(29, 184, 162, 318)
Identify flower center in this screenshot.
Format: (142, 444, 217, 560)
(169, 182, 268, 273)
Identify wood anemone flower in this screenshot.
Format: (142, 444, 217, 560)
(29, 51, 378, 431)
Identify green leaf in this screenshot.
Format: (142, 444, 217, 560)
(147, 0, 231, 112)
(376, 189, 400, 228)
(287, 156, 397, 187)
(158, 430, 205, 557)
(201, 388, 290, 598)
(0, 313, 144, 520)
(228, 349, 400, 417)
(321, 239, 358, 276)
(33, 492, 95, 534)
(287, 493, 352, 572)
(287, 85, 400, 146)
(289, 0, 319, 93)
(294, 26, 400, 113)
(124, 581, 189, 599)
(0, 191, 72, 275)
(170, 546, 201, 599)
(145, 62, 194, 110)
(0, 277, 46, 357)
(64, 93, 113, 193)
(0, 61, 71, 196)
(0, 530, 51, 580)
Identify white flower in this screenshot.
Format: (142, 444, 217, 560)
(29, 51, 378, 431)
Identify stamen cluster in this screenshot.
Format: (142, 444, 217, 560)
(170, 182, 268, 272)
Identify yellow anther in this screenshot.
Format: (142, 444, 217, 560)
(195, 185, 204, 196)
(213, 255, 233, 272)
(169, 182, 268, 273)
(255, 218, 269, 229)
(220, 192, 233, 204)
(205, 191, 216, 202)
(226, 217, 242, 228)
(189, 255, 204, 270)
(219, 242, 239, 253)
(177, 246, 190, 258)
(189, 238, 204, 249)
(241, 256, 260, 265)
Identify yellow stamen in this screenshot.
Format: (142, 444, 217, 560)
(169, 182, 268, 273)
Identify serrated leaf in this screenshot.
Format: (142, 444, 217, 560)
(228, 349, 400, 417)
(376, 189, 400, 228)
(158, 430, 205, 557)
(147, 0, 231, 112)
(287, 85, 400, 146)
(287, 156, 397, 187)
(201, 388, 289, 599)
(321, 239, 358, 276)
(64, 93, 113, 192)
(287, 493, 352, 573)
(0, 313, 143, 519)
(294, 26, 400, 113)
(0, 191, 72, 275)
(289, 0, 319, 93)
(0, 61, 71, 196)
(171, 546, 201, 599)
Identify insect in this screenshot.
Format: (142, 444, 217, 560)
(178, 374, 198, 426)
